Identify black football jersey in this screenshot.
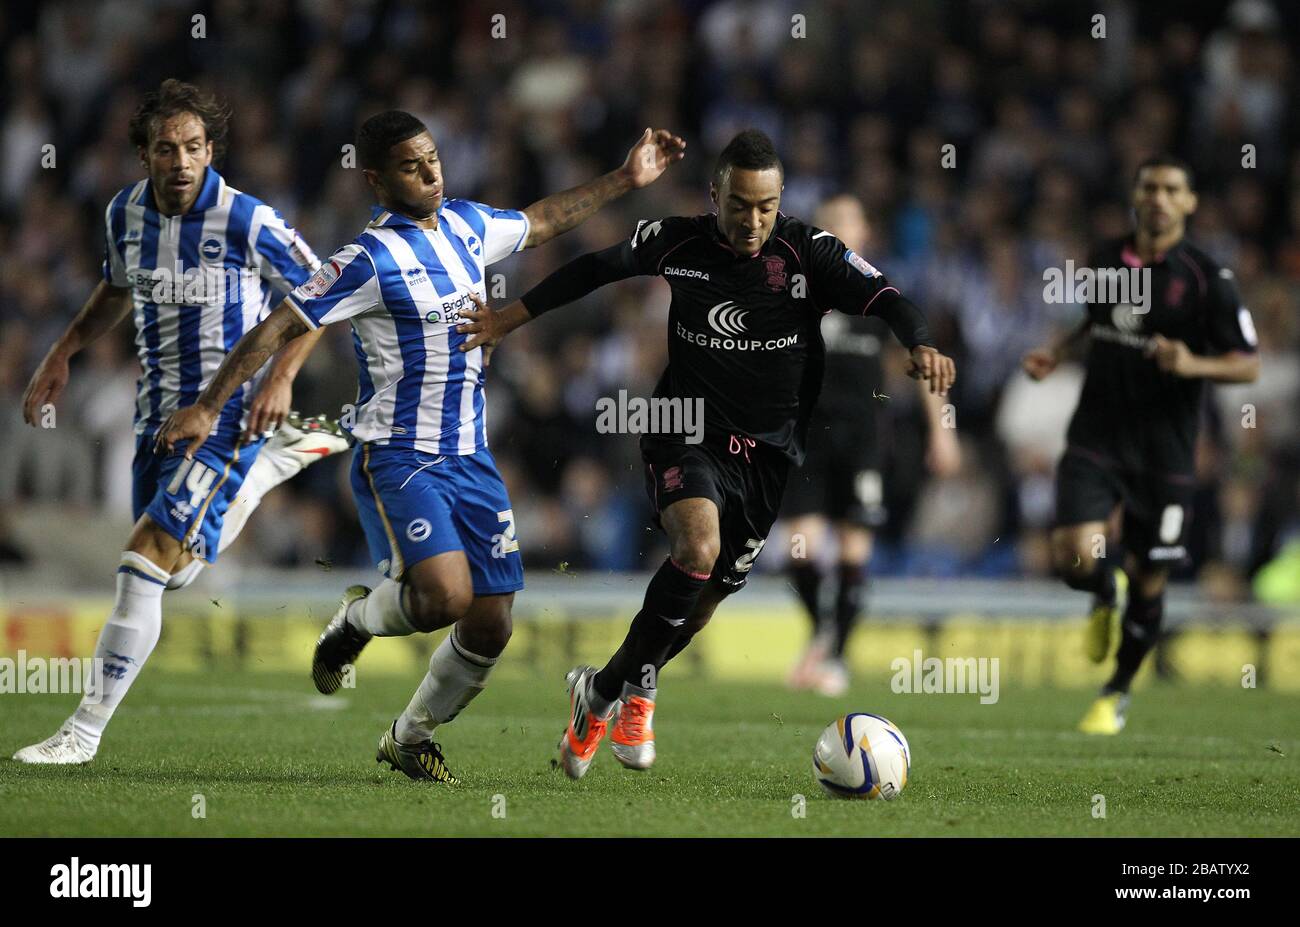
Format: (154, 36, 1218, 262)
(1068, 237, 1258, 474)
(607, 213, 906, 463)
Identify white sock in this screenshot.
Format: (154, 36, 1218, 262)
(395, 627, 496, 743)
(217, 450, 282, 554)
(71, 552, 168, 750)
(347, 579, 416, 637)
(165, 558, 205, 590)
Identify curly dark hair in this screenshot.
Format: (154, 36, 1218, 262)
(128, 78, 230, 163)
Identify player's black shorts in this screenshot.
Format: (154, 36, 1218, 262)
(641, 434, 791, 592)
(781, 410, 885, 528)
(1054, 445, 1195, 566)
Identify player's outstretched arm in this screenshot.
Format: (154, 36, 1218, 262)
(520, 129, 685, 249)
(155, 301, 309, 458)
(457, 241, 638, 353)
(21, 281, 132, 426)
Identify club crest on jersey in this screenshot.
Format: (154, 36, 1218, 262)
(199, 236, 226, 264)
(845, 250, 881, 278)
(662, 466, 684, 492)
(300, 260, 341, 298)
(762, 255, 787, 291)
(466, 235, 481, 257)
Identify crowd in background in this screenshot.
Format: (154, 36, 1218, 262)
(1, 0, 1297, 595)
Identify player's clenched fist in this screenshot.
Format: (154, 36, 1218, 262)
(907, 345, 956, 395)
(155, 404, 218, 459)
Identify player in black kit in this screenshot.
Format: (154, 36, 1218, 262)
(1023, 155, 1259, 734)
(457, 130, 955, 777)
(783, 194, 962, 697)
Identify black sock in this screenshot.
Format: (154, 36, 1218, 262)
(1063, 559, 1116, 604)
(789, 561, 825, 635)
(831, 562, 868, 659)
(594, 558, 708, 701)
(1105, 590, 1164, 693)
(661, 629, 695, 666)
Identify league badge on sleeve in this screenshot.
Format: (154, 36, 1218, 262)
(845, 250, 881, 278)
(300, 260, 341, 298)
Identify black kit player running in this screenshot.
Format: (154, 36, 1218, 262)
(456, 131, 954, 777)
(1025, 155, 1259, 734)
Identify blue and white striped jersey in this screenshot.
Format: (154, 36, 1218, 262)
(102, 168, 319, 437)
(286, 200, 529, 455)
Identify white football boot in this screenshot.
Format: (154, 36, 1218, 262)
(12, 721, 96, 764)
(256, 412, 351, 482)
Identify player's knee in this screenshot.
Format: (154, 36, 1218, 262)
(406, 582, 472, 633)
(458, 609, 512, 657)
(672, 537, 720, 577)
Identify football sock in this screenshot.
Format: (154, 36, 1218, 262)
(395, 626, 496, 742)
(1104, 589, 1164, 694)
(71, 552, 168, 751)
(347, 579, 415, 637)
(831, 562, 868, 659)
(789, 561, 824, 634)
(165, 558, 205, 590)
(593, 557, 709, 703)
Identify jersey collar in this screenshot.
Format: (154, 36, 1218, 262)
(368, 205, 441, 229)
(1120, 234, 1185, 268)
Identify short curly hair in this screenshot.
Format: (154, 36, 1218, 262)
(128, 79, 230, 163)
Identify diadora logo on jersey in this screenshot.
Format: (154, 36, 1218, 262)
(707, 301, 748, 336)
(630, 219, 663, 249)
(665, 266, 709, 280)
(199, 236, 226, 264)
(845, 250, 881, 278)
(300, 260, 341, 298)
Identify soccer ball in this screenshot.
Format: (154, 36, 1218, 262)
(812, 712, 911, 800)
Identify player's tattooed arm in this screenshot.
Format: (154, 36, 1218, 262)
(21, 282, 132, 426)
(242, 326, 328, 442)
(520, 129, 685, 248)
(155, 302, 309, 457)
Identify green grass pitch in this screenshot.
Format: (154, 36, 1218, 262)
(1, 669, 1296, 836)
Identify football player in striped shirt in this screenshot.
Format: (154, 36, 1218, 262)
(157, 110, 685, 781)
(12, 80, 348, 765)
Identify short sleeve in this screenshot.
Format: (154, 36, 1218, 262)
(252, 204, 320, 295)
(445, 200, 529, 266)
(102, 195, 128, 288)
(286, 244, 380, 329)
(1204, 266, 1258, 355)
(807, 227, 900, 315)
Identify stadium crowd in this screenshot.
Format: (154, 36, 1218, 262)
(1, 0, 1297, 595)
